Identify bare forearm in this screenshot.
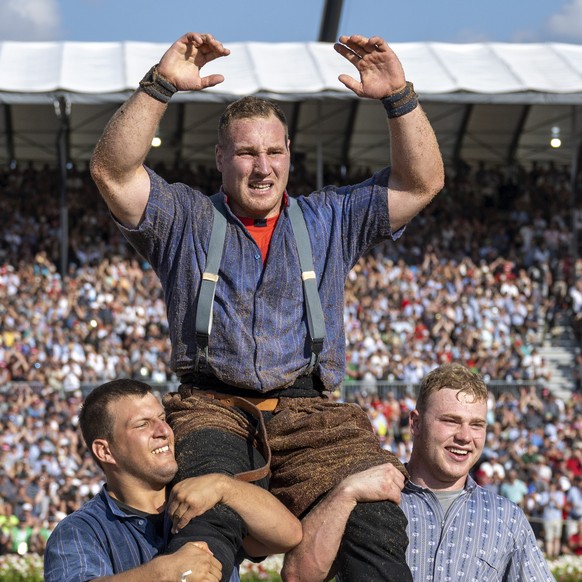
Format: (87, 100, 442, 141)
(94, 558, 165, 581)
(387, 105, 444, 230)
(94, 543, 221, 582)
(282, 488, 356, 582)
(282, 463, 404, 582)
(220, 477, 302, 555)
(168, 474, 301, 557)
(92, 31, 228, 182)
(332, 33, 443, 228)
(91, 90, 164, 183)
(389, 105, 444, 191)
(90, 89, 165, 226)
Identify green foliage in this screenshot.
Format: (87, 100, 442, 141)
(0, 554, 43, 582)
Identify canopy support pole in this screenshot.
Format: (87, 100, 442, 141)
(55, 96, 70, 280)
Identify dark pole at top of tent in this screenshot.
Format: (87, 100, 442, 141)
(318, 0, 344, 42)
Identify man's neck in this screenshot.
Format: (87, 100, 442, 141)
(106, 480, 167, 514)
(406, 460, 468, 492)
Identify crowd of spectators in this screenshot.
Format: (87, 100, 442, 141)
(0, 158, 581, 559)
(0, 160, 578, 389)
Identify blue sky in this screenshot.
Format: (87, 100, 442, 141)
(0, 0, 580, 44)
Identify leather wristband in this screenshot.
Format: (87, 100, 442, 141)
(139, 64, 178, 104)
(381, 81, 419, 119)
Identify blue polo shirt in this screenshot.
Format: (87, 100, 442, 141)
(44, 486, 239, 582)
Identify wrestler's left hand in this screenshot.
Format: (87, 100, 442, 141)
(334, 34, 406, 99)
(167, 473, 230, 534)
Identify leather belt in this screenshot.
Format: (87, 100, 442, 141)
(201, 390, 280, 412)
(179, 372, 325, 395)
(198, 392, 273, 483)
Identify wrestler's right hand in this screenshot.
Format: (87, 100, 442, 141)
(154, 541, 222, 582)
(157, 32, 230, 93)
(338, 462, 405, 505)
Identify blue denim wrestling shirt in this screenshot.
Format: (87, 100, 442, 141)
(118, 166, 399, 393)
(43, 486, 240, 582)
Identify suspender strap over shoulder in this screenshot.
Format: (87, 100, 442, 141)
(194, 194, 326, 375)
(194, 194, 227, 371)
(287, 197, 326, 374)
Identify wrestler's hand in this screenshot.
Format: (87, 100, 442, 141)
(157, 32, 230, 92)
(154, 541, 222, 582)
(167, 473, 230, 534)
(334, 34, 406, 99)
(337, 463, 405, 505)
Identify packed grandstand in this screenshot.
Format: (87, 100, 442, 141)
(0, 158, 581, 566)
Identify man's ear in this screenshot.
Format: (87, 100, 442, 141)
(215, 144, 223, 172)
(409, 409, 421, 435)
(92, 438, 115, 466)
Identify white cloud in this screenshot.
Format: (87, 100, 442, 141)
(0, 0, 61, 41)
(547, 0, 582, 42)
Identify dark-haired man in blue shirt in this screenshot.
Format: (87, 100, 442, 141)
(44, 379, 301, 582)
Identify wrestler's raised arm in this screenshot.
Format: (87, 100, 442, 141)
(90, 32, 230, 228)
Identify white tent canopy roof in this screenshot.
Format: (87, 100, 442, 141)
(1, 40, 582, 102)
(0, 40, 581, 168)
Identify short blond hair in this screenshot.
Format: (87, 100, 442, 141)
(416, 364, 488, 413)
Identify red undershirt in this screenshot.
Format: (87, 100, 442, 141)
(239, 215, 279, 264)
(229, 192, 288, 265)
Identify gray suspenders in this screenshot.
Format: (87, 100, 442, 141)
(194, 194, 326, 376)
(286, 197, 326, 373)
(194, 194, 228, 372)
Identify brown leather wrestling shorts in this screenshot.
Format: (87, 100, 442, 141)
(164, 389, 407, 517)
